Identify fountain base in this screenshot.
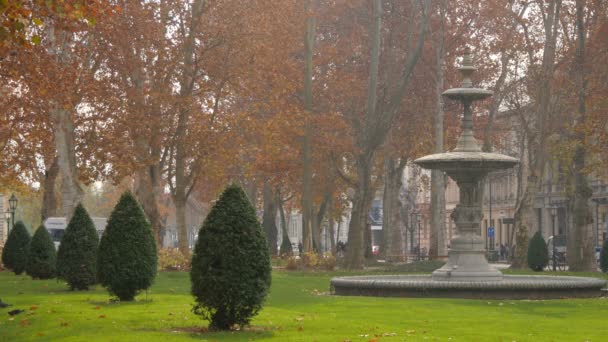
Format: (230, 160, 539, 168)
(432, 235, 503, 281)
(330, 274, 607, 299)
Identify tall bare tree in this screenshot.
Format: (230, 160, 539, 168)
(343, 0, 430, 269)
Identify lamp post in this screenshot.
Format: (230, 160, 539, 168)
(7, 193, 17, 235)
(4, 212, 10, 240)
(413, 211, 421, 261)
(408, 211, 415, 255)
(550, 206, 557, 271)
(591, 198, 608, 248)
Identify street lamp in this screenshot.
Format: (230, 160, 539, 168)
(4, 212, 10, 237)
(408, 211, 416, 254)
(591, 198, 608, 248)
(417, 212, 422, 261)
(550, 206, 557, 271)
(6, 193, 17, 235)
(412, 210, 421, 261)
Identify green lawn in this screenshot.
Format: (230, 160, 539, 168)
(1, 269, 607, 341)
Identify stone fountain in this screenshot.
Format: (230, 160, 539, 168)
(330, 48, 606, 299)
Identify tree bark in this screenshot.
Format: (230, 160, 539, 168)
(429, 3, 446, 258)
(41, 156, 60, 221)
(382, 157, 406, 262)
(301, 0, 316, 253)
(567, 0, 594, 271)
(51, 107, 83, 220)
(262, 182, 278, 256)
(278, 190, 292, 256)
(174, 195, 188, 252)
(345, 153, 375, 269)
(134, 165, 163, 247)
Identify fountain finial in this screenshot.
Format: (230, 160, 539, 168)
(459, 46, 477, 88)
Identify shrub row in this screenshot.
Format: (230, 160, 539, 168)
(1, 192, 157, 302)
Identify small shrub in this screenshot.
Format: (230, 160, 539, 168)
(26, 225, 57, 279)
(319, 253, 336, 271)
(302, 252, 319, 268)
(527, 231, 549, 272)
(600, 239, 608, 273)
(191, 184, 271, 331)
(285, 256, 300, 270)
(57, 204, 99, 290)
(158, 248, 191, 271)
(98, 191, 157, 301)
(1, 221, 30, 275)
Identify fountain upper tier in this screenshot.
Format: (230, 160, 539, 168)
(414, 47, 518, 174)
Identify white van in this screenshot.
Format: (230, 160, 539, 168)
(44, 217, 107, 249)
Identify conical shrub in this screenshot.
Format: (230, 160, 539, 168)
(26, 225, 57, 279)
(600, 239, 608, 273)
(98, 191, 157, 301)
(57, 204, 99, 290)
(1, 221, 30, 275)
(191, 184, 271, 330)
(527, 231, 549, 272)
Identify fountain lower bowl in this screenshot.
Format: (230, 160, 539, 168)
(414, 151, 519, 172)
(330, 274, 607, 299)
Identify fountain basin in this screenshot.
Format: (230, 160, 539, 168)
(442, 87, 493, 101)
(330, 274, 607, 299)
(414, 151, 519, 173)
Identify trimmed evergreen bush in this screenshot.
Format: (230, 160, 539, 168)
(57, 204, 99, 290)
(527, 231, 549, 271)
(600, 239, 608, 273)
(26, 225, 57, 279)
(98, 191, 157, 301)
(1, 221, 30, 274)
(191, 184, 271, 330)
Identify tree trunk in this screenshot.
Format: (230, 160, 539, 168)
(382, 157, 406, 262)
(41, 156, 60, 221)
(328, 194, 336, 254)
(51, 107, 83, 220)
(134, 165, 163, 247)
(429, 0, 447, 260)
(342, 0, 429, 269)
(568, 0, 595, 271)
(171, 0, 205, 255)
(345, 153, 375, 269)
(278, 191, 292, 256)
(301, 0, 316, 253)
(174, 194, 188, 253)
(312, 191, 330, 252)
(511, 176, 537, 268)
(262, 182, 278, 256)
(511, 0, 562, 268)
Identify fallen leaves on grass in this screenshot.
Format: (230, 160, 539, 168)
(19, 319, 30, 326)
(98, 314, 106, 319)
(30, 305, 38, 311)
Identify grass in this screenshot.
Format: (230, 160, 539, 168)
(1, 269, 607, 341)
